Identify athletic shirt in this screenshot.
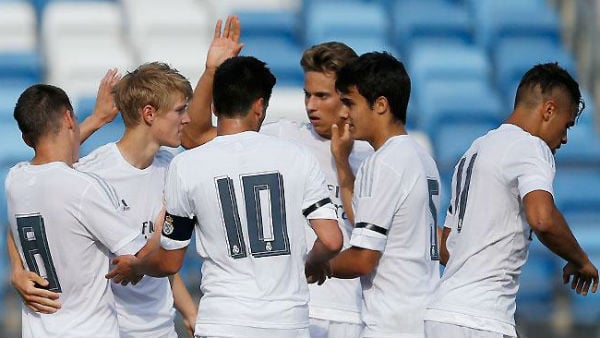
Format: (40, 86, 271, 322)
(350, 135, 441, 338)
(425, 124, 556, 336)
(163, 131, 337, 333)
(76, 143, 176, 338)
(5, 162, 146, 338)
(261, 120, 372, 323)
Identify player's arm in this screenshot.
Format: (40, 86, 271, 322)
(331, 123, 356, 224)
(79, 68, 121, 143)
(439, 226, 451, 266)
(7, 229, 61, 313)
(524, 190, 598, 295)
(181, 15, 243, 149)
(170, 273, 197, 338)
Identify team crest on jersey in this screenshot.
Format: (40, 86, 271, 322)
(163, 215, 174, 235)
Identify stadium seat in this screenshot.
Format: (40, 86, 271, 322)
(0, 84, 29, 123)
(408, 44, 492, 87)
(415, 78, 504, 136)
(303, 2, 388, 49)
(567, 227, 600, 325)
(391, 0, 472, 56)
(433, 122, 495, 174)
(241, 37, 304, 87)
(494, 38, 577, 102)
(555, 126, 600, 168)
(0, 124, 33, 168)
(79, 121, 125, 157)
(553, 168, 600, 217)
(472, 0, 561, 53)
(237, 9, 299, 42)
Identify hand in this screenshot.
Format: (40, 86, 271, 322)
(206, 15, 244, 71)
(305, 261, 331, 286)
(563, 260, 599, 296)
(91, 68, 122, 125)
(105, 255, 144, 286)
(11, 269, 61, 314)
(331, 123, 354, 164)
(183, 313, 196, 338)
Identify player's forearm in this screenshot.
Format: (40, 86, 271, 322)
(335, 160, 356, 225)
(7, 230, 26, 275)
(329, 247, 379, 279)
(439, 226, 451, 266)
(307, 238, 341, 266)
(171, 273, 198, 320)
(79, 114, 109, 143)
(135, 247, 186, 277)
(181, 68, 217, 149)
(533, 209, 589, 268)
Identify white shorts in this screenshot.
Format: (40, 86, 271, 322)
(195, 323, 309, 338)
(424, 321, 516, 338)
(309, 318, 363, 338)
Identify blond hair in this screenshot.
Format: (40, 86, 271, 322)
(113, 62, 193, 128)
(300, 41, 358, 74)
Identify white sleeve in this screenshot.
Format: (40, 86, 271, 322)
(162, 159, 196, 250)
(301, 150, 337, 220)
(503, 138, 555, 198)
(350, 161, 407, 252)
(259, 120, 283, 137)
(79, 177, 146, 256)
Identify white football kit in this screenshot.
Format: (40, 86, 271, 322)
(161, 131, 337, 337)
(350, 135, 441, 338)
(425, 124, 556, 337)
(5, 162, 146, 338)
(261, 120, 371, 328)
(76, 143, 177, 338)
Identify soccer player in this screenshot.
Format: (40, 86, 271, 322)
(317, 52, 442, 338)
(424, 63, 599, 338)
(182, 31, 370, 337)
(6, 84, 147, 337)
(106, 56, 343, 338)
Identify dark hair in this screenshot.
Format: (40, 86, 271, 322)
(300, 41, 358, 74)
(514, 62, 584, 117)
(336, 52, 411, 124)
(14, 84, 73, 147)
(213, 56, 276, 117)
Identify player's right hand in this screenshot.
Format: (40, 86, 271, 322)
(12, 269, 61, 314)
(562, 260, 599, 296)
(105, 255, 144, 286)
(206, 15, 244, 71)
(331, 123, 354, 164)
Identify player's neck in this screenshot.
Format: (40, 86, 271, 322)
(31, 137, 76, 167)
(369, 121, 407, 150)
(117, 130, 160, 169)
(216, 117, 259, 136)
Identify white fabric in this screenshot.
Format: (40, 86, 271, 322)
(195, 323, 309, 338)
(350, 135, 441, 338)
(261, 120, 371, 324)
(76, 143, 177, 337)
(5, 162, 146, 338)
(425, 124, 556, 336)
(309, 318, 363, 338)
(163, 131, 334, 333)
(425, 320, 516, 338)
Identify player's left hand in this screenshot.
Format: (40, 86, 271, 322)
(563, 260, 599, 296)
(90, 68, 122, 125)
(105, 255, 143, 286)
(206, 15, 244, 71)
(331, 123, 354, 164)
(305, 261, 331, 285)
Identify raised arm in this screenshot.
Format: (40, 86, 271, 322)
(79, 68, 121, 143)
(524, 190, 598, 295)
(181, 15, 244, 149)
(330, 123, 356, 224)
(7, 229, 61, 313)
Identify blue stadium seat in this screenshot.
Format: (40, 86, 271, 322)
(0, 52, 42, 85)
(567, 227, 600, 325)
(415, 78, 504, 136)
(304, 2, 388, 49)
(237, 9, 298, 42)
(0, 166, 10, 227)
(555, 126, 600, 168)
(391, 0, 473, 56)
(494, 38, 576, 102)
(0, 84, 28, 123)
(0, 123, 33, 167)
(472, 0, 561, 53)
(433, 122, 495, 174)
(408, 44, 492, 87)
(553, 168, 600, 217)
(241, 37, 304, 87)
(79, 121, 124, 157)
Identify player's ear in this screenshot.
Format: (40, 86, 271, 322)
(64, 108, 76, 129)
(141, 104, 157, 125)
(374, 96, 388, 115)
(252, 97, 266, 121)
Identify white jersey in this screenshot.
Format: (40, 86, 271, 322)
(350, 135, 441, 338)
(262, 120, 372, 323)
(5, 162, 146, 338)
(163, 131, 337, 333)
(425, 124, 556, 336)
(76, 143, 176, 338)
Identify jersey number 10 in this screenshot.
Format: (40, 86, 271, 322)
(216, 172, 291, 259)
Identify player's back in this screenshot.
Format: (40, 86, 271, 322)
(169, 131, 330, 329)
(427, 124, 555, 334)
(5, 162, 144, 337)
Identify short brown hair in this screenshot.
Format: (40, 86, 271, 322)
(113, 62, 193, 128)
(300, 41, 358, 74)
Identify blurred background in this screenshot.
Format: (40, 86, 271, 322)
(0, 0, 599, 337)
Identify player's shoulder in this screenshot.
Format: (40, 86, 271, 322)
(261, 119, 311, 137)
(76, 142, 116, 171)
